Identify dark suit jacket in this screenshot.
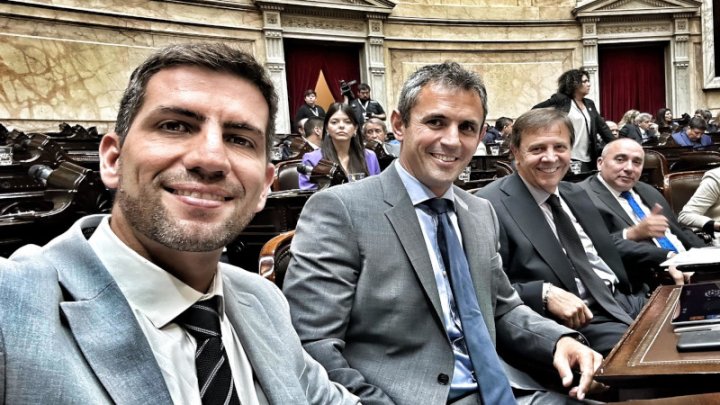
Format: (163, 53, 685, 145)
(284, 165, 574, 405)
(579, 175, 705, 272)
(619, 124, 658, 144)
(533, 93, 613, 166)
(476, 173, 634, 316)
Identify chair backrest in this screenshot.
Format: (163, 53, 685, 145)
(272, 159, 302, 191)
(258, 230, 295, 288)
(641, 149, 669, 192)
(494, 160, 514, 177)
(670, 151, 720, 172)
(663, 170, 706, 216)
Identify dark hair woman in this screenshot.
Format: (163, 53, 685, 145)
(655, 107, 677, 136)
(299, 102, 380, 189)
(533, 69, 613, 172)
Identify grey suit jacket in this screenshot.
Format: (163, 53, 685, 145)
(476, 173, 634, 320)
(0, 215, 358, 405)
(579, 175, 705, 272)
(283, 164, 574, 405)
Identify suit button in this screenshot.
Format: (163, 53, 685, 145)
(437, 373, 450, 385)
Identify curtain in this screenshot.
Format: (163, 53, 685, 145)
(599, 43, 667, 122)
(284, 40, 362, 125)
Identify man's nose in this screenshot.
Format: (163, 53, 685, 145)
(185, 127, 230, 178)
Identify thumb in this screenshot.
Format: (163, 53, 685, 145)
(651, 203, 663, 215)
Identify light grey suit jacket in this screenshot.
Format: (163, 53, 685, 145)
(283, 164, 575, 405)
(0, 215, 358, 405)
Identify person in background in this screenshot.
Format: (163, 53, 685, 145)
(0, 42, 359, 405)
(597, 120, 619, 150)
(679, 166, 720, 236)
(349, 83, 386, 131)
(299, 102, 380, 190)
(295, 89, 326, 129)
(655, 108, 677, 136)
(619, 113, 657, 145)
(672, 117, 713, 149)
(483, 116, 513, 147)
(303, 116, 324, 150)
(533, 69, 614, 172)
(363, 117, 400, 157)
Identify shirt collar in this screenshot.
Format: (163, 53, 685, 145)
(395, 160, 455, 207)
(88, 216, 225, 329)
(518, 174, 558, 206)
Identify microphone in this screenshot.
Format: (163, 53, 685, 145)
(29, 164, 53, 185)
(296, 165, 315, 175)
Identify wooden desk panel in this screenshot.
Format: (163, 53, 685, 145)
(598, 286, 720, 390)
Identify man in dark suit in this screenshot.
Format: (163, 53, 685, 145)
(618, 113, 658, 145)
(579, 138, 705, 285)
(284, 62, 602, 405)
(476, 108, 648, 356)
(0, 43, 358, 405)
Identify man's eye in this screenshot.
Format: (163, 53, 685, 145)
(227, 136, 254, 148)
(159, 121, 189, 133)
(459, 123, 477, 133)
(426, 119, 443, 127)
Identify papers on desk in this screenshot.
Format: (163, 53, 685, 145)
(661, 246, 720, 267)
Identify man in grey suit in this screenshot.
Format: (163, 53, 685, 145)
(0, 43, 358, 405)
(476, 109, 648, 356)
(284, 62, 602, 405)
(579, 138, 704, 286)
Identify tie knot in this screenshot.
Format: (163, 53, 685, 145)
(176, 296, 222, 340)
(545, 194, 562, 210)
(421, 198, 453, 215)
(620, 190, 632, 200)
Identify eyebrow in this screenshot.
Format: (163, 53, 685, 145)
(155, 106, 264, 136)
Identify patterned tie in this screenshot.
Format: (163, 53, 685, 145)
(620, 190, 678, 252)
(421, 198, 515, 404)
(175, 297, 241, 405)
(545, 194, 633, 325)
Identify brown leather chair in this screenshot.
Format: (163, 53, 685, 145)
(670, 151, 720, 172)
(663, 170, 705, 216)
(272, 159, 302, 191)
(258, 230, 295, 288)
(494, 160, 514, 177)
(642, 149, 669, 192)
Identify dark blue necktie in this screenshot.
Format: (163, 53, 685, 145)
(620, 191, 678, 252)
(422, 198, 515, 404)
(176, 297, 241, 405)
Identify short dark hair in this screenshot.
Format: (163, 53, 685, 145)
(396, 61, 488, 126)
(494, 117, 513, 131)
(557, 69, 589, 98)
(304, 89, 317, 97)
(358, 83, 371, 92)
(114, 42, 277, 160)
(509, 108, 575, 150)
(688, 117, 708, 131)
(303, 116, 323, 135)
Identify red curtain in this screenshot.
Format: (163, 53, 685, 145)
(598, 43, 667, 122)
(284, 40, 362, 123)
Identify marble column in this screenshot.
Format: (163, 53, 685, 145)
(672, 14, 692, 115)
(366, 15, 389, 117)
(580, 18, 600, 109)
(260, 6, 291, 134)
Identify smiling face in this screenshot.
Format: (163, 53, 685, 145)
(393, 83, 484, 196)
(512, 122, 571, 194)
(326, 109, 357, 145)
(597, 139, 644, 192)
(664, 110, 673, 123)
(99, 66, 274, 256)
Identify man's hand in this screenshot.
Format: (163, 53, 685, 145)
(627, 204, 669, 240)
(553, 336, 603, 400)
(546, 286, 593, 329)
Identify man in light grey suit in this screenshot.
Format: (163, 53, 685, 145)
(0, 43, 358, 405)
(283, 62, 602, 405)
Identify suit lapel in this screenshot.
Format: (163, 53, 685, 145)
(590, 176, 634, 226)
(381, 166, 445, 323)
(45, 224, 172, 405)
(500, 174, 578, 293)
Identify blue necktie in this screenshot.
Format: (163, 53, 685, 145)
(422, 198, 515, 404)
(620, 191, 678, 253)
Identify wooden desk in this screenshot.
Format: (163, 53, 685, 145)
(597, 285, 720, 399)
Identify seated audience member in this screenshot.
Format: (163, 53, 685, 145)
(476, 108, 648, 356)
(619, 113, 657, 145)
(597, 120, 619, 150)
(672, 117, 713, 149)
(618, 109, 639, 128)
(655, 108, 677, 135)
(679, 166, 720, 235)
(363, 117, 400, 157)
(710, 110, 720, 133)
(299, 102, 380, 190)
(284, 62, 601, 405)
(294, 89, 326, 127)
(483, 116, 513, 147)
(579, 139, 705, 285)
(297, 117, 308, 136)
(303, 116, 323, 149)
(0, 43, 358, 404)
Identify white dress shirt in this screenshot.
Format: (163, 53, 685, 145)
(88, 216, 260, 405)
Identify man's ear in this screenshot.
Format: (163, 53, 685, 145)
(390, 110, 404, 141)
(99, 132, 121, 190)
(255, 163, 275, 213)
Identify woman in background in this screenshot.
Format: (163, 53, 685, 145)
(655, 107, 677, 136)
(678, 167, 720, 236)
(533, 69, 613, 172)
(299, 102, 380, 190)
